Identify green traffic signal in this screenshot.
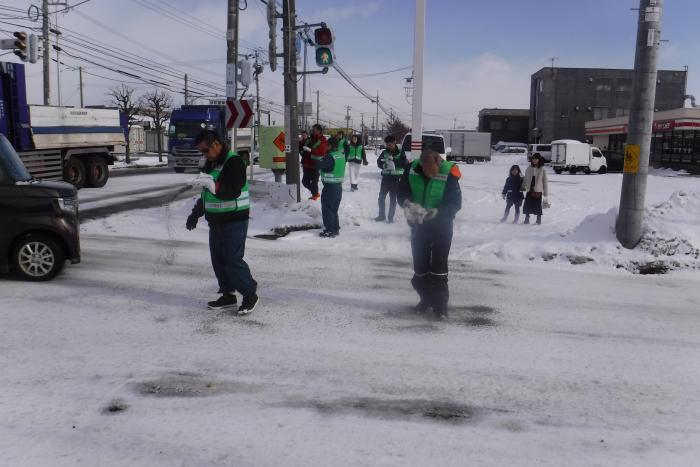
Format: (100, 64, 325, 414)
(315, 47, 333, 67)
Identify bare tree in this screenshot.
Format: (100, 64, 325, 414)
(142, 89, 173, 162)
(108, 84, 142, 164)
(385, 112, 410, 143)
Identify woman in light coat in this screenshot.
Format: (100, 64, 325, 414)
(521, 154, 549, 224)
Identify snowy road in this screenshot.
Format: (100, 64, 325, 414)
(2, 157, 700, 465)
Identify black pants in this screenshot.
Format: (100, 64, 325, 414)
(321, 183, 342, 233)
(209, 220, 257, 297)
(302, 167, 319, 197)
(410, 221, 453, 312)
(377, 176, 400, 221)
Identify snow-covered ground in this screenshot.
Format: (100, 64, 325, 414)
(2, 156, 700, 466)
(111, 154, 169, 170)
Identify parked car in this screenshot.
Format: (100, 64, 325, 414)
(602, 149, 624, 172)
(551, 139, 607, 174)
(493, 141, 527, 152)
(0, 135, 80, 281)
(496, 146, 528, 156)
(527, 144, 552, 162)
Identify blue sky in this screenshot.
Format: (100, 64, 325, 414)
(12, 0, 700, 129)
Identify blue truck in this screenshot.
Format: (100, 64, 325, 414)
(0, 61, 126, 189)
(167, 104, 251, 172)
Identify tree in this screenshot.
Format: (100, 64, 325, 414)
(385, 112, 410, 143)
(108, 84, 142, 164)
(142, 89, 173, 162)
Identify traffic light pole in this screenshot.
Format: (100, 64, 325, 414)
(615, 0, 663, 248)
(410, 0, 426, 157)
(42, 0, 50, 105)
(282, 0, 301, 202)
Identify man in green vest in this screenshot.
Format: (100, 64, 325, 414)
(398, 149, 462, 319)
(344, 133, 368, 191)
(313, 136, 347, 237)
(375, 134, 407, 223)
(186, 130, 259, 314)
(336, 130, 349, 155)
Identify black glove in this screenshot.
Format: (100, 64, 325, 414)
(363, 159, 368, 166)
(186, 213, 199, 230)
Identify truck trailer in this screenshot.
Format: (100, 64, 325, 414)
(0, 62, 125, 189)
(437, 129, 492, 164)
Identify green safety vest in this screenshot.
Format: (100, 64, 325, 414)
(338, 137, 348, 153)
(203, 150, 250, 213)
(347, 144, 363, 161)
(408, 159, 453, 209)
(320, 150, 347, 184)
(381, 150, 405, 176)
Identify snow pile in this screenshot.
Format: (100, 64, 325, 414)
(248, 198, 322, 237)
(111, 155, 168, 170)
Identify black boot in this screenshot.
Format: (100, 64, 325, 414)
(207, 293, 237, 310)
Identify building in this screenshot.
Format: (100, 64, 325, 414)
(478, 108, 529, 145)
(585, 107, 700, 174)
(530, 67, 687, 144)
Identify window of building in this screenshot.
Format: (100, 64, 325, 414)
(595, 79, 612, 92)
(615, 108, 631, 117)
(693, 131, 700, 164)
(490, 120, 503, 131)
(507, 121, 520, 131)
(616, 79, 633, 92)
(592, 107, 610, 120)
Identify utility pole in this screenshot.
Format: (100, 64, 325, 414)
(184, 73, 189, 105)
(78, 66, 83, 107)
(375, 90, 379, 143)
(345, 105, 351, 134)
(301, 31, 308, 131)
(360, 112, 365, 142)
(42, 0, 50, 105)
(410, 0, 426, 157)
(316, 90, 320, 124)
(226, 0, 239, 147)
(282, 0, 301, 201)
(616, 0, 663, 248)
(252, 50, 262, 181)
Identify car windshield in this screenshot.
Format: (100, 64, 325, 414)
(169, 120, 208, 139)
(0, 135, 32, 182)
(403, 134, 446, 153)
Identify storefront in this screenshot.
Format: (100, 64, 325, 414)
(585, 108, 700, 174)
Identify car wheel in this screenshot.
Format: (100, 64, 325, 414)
(466, 157, 474, 164)
(86, 157, 109, 188)
(12, 234, 65, 281)
(554, 168, 562, 174)
(64, 157, 86, 189)
(174, 167, 186, 173)
(599, 166, 607, 174)
(569, 167, 578, 175)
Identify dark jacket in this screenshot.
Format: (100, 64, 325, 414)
(502, 175, 525, 202)
(398, 162, 462, 224)
(377, 146, 407, 178)
(190, 147, 249, 223)
(302, 134, 328, 169)
(345, 143, 367, 164)
(314, 153, 336, 177)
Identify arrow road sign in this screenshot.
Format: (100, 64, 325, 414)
(226, 99, 254, 129)
(273, 131, 286, 152)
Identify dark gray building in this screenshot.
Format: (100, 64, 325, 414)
(530, 67, 687, 143)
(478, 108, 530, 145)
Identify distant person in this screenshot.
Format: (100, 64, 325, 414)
(398, 149, 462, 319)
(521, 154, 549, 225)
(186, 130, 259, 314)
(501, 165, 524, 223)
(337, 130, 349, 154)
(345, 133, 368, 191)
(301, 124, 328, 201)
(375, 135, 407, 223)
(314, 136, 347, 237)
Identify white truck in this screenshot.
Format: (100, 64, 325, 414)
(400, 132, 448, 161)
(437, 130, 491, 164)
(551, 139, 608, 174)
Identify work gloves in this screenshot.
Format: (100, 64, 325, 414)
(302, 146, 312, 153)
(186, 213, 199, 231)
(191, 173, 216, 193)
(383, 158, 396, 172)
(403, 201, 438, 225)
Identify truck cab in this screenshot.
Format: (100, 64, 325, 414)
(0, 135, 80, 281)
(168, 105, 252, 172)
(551, 139, 607, 174)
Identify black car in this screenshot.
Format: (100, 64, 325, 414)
(0, 135, 80, 281)
(602, 150, 624, 172)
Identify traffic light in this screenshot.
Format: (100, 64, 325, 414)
(28, 33, 38, 64)
(314, 27, 334, 67)
(13, 31, 28, 62)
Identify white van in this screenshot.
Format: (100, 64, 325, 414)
(527, 144, 552, 162)
(550, 140, 607, 174)
(400, 133, 449, 160)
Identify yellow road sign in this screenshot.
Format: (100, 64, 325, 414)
(623, 144, 640, 174)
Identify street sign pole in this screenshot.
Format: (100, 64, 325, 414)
(410, 0, 426, 158)
(226, 0, 239, 148)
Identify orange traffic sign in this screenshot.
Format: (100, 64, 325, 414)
(273, 131, 286, 152)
